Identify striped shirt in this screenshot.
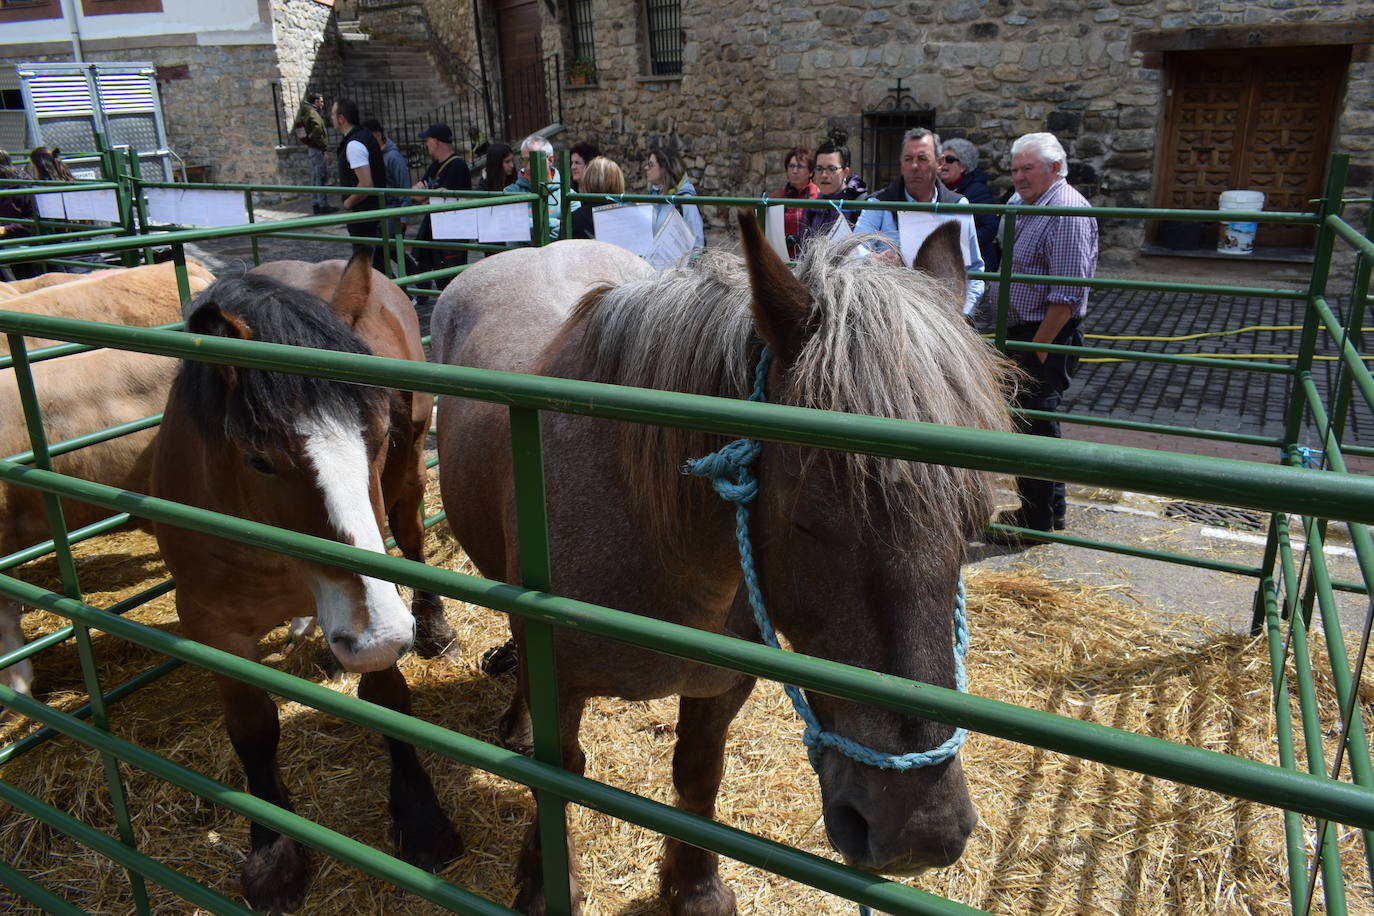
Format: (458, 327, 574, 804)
(987, 179, 1097, 324)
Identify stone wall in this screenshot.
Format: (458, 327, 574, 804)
(425, 0, 1374, 263)
(0, 0, 340, 191)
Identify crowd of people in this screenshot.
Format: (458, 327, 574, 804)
(11, 99, 1098, 539)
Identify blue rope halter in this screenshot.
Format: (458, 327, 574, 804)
(683, 347, 970, 773)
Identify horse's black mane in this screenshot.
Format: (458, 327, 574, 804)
(175, 273, 386, 450)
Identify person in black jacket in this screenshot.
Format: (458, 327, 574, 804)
(410, 122, 472, 290)
(330, 98, 386, 269)
(939, 138, 999, 271)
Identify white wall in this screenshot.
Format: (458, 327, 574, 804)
(5, 0, 274, 47)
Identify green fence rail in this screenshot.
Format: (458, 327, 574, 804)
(0, 150, 1369, 916)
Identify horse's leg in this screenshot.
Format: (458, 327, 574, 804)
(0, 600, 34, 703)
(660, 676, 756, 916)
(217, 672, 311, 915)
(514, 697, 586, 915)
(357, 663, 463, 870)
(498, 626, 533, 753)
(388, 418, 456, 659)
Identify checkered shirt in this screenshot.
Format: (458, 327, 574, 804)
(987, 179, 1098, 324)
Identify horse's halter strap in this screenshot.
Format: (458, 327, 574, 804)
(683, 347, 970, 773)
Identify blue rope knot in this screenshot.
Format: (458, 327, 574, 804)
(683, 346, 969, 777)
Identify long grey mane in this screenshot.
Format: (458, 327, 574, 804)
(558, 234, 1017, 540)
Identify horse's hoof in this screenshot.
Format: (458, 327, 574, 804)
(396, 810, 464, 872)
(413, 595, 459, 659)
(665, 878, 738, 916)
(514, 880, 583, 916)
(241, 835, 310, 915)
(480, 639, 519, 677)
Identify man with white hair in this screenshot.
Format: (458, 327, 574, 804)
(985, 131, 1098, 543)
(504, 133, 563, 240)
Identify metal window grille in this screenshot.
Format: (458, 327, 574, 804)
(645, 0, 682, 76)
(569, 0, 596, 67)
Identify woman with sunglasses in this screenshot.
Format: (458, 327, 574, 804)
(770, 146, 818, 258)
(938, 138, 1000, 270)
(799, 128, 868, 251)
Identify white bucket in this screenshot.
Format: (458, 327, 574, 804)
(1217, 189, 1265, 255)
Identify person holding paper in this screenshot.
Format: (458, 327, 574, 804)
(645, 145, 704, 250)
(505, 135, 564, 240)
(411, 122, 473, 288)
(984, 131, 1098, 543)
(770, 146, 818, 259)
(569, 157, 625, 240)
(330, 99, 387, 269)
(853, 128, 984, 316)
(799, 128, 868, 249)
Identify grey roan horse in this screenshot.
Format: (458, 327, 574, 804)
(432, 214, 1014, 914)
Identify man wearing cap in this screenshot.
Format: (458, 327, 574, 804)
(411, 123, 472, 290)
(330, 98, 386, 268)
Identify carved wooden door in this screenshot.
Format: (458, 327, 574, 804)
(1157, 46, 1348, 249)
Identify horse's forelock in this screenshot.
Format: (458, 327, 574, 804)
(177, 275, 387, 451)
(564, 237, 1015, 543)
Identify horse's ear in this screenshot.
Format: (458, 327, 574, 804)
(329, 248, 375, 327)
(735, 208, 812, 363)
(187, 302, 254, 388)
(912, 220, 967, 309)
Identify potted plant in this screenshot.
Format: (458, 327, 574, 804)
(568, 57, 597, 85)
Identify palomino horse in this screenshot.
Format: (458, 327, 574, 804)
(150, 252, 461, 915)
(432, 216, 1015, 913)
(0, 262, 213, 698)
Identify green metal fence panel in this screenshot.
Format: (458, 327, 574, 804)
(0, 155, 1369, 915)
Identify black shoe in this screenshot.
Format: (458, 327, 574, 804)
(1053, 511, 1066, 531)
(317, 205, 339, 215)
(311, 204, 320, 214)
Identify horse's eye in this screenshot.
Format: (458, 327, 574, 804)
(246, 453, 275, 475)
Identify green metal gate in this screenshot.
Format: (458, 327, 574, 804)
(0, 151, 1370, 915)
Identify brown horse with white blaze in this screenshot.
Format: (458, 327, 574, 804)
(432, 217, 1015, 914)
(151, 252, 460, 914)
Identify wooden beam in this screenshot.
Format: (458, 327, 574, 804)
(1132, 21, 1374, 53)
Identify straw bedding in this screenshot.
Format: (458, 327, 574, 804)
(0, 489, 1369, 915)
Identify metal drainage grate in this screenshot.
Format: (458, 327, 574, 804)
(1163, 501, 1267, 531)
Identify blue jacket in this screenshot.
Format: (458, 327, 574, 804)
(504, 173, 562, 241)
(380, 140, 412, 208)
(853, 179, 985, 315)
(951, 167, 999, 271)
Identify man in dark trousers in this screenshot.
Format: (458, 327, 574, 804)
(985, 131, 1098, 544)
(330, 98, 386, 270)
(410, 122, 472, 290)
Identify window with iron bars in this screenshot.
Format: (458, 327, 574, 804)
(567, 0, 597, 83)
(644, 0, 682, 76)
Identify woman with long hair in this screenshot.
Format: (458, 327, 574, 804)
(482, 143, 516, 191)
(644, 144, 704, 249)
(27, 147, 75, 183)
(569, 156, 625, 240)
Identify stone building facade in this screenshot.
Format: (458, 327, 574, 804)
(419, 0, 1373, 263)
(0, 0, 341, 189)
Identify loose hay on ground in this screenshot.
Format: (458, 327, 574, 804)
(1, 515, 1369, 915)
